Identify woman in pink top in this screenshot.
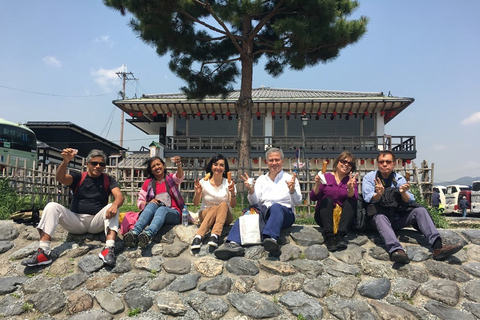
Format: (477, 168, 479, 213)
(124, 156, 185, 248)
(309, 151, 358, 252)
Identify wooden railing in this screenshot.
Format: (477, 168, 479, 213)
(167, 135, 415, 151)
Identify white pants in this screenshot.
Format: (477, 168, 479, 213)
(37, 202, 119, 237)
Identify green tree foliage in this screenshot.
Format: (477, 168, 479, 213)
(104, 0, 368, 169)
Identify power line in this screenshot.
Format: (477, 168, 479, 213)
(0, 84, 115, 97)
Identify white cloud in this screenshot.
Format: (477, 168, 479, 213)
(91, 66, 123, 91)
(42, 56, 61, 67)
(431, 144, 446, 151)
(93, 35, 114, 47)
(461, 111, 480, 126)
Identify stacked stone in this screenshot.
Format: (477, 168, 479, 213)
(0, 220, 479, 319)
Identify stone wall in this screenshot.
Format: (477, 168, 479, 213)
(0, 220, 479, 319)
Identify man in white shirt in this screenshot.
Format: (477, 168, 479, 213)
(214, 148, 302, 260)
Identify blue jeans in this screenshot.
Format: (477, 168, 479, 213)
(462, 208, 467, 218)
(132, 203, 180, 237)
(227, 203, 295, 244)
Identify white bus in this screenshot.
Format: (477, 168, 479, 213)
(0, 118, 37, 169)
(470, 181, 480, 214)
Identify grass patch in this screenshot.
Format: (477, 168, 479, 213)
(22, 302, 34, 312)
(0, 178, 47, 220)
(410, 185, 449, 229)
(128, 307, 141, 317)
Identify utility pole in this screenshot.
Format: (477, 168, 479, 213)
(116, 65, 137, 148)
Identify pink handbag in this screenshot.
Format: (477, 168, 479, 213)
(120, 211, 140, 235)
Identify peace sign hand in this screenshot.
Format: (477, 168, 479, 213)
(194, 179, 203, 195)
(374, 177, 385, 196)
(347, 172, 358, 192)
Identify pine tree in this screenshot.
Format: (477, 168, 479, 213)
(104, 0, 368, 171)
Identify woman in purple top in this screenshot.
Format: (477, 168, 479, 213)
(310, 151, 358, 252)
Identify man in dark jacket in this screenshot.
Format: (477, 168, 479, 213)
(459, 195, 470, 218)
(362, 151, 463, 264)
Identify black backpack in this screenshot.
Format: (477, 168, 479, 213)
(354, 194, 370, 232)
(10, 207, 40, 226)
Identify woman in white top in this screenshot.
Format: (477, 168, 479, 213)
(191, 154, 236, 249)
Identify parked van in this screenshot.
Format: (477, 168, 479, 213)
(458, 190, 471, 215)
(433, 185, 446, 209)
(444, 185, 471, 214)
(470, 181, 480, 214)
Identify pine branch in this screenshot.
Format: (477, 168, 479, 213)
(202, 1, 243, 53)
(248, 0, 286, 42)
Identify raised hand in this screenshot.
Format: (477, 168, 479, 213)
(171, 155, 182, 166)
(347, 172, 359, 191)
(374, 177, 385, 196)
(240, 173, 255, 192)
(228, 180, 235, 193)
(286, 172, 297, 194)
(399, 183, 410, 194)
(194, 179, 203, 195)
(61, 148, 77, 163)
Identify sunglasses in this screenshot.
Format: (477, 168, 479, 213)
(89, 161, 106, 167)
(339, 159, 355, 167)
(378, 160, 394, 165)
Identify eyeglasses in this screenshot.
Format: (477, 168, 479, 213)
(378, 160, 394, 165)
(89, 161, 106, 167)
(339, 159, 355, 167)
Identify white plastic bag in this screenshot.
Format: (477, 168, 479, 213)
(239, 214, 261, 245)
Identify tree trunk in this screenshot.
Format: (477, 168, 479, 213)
(237, 16, 254, 179)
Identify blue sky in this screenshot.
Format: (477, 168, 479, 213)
(1, 1, 479, 183)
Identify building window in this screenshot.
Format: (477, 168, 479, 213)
(277, 116, 375, 136)
(187, 117, 238, 136)
(273, 117, 285, 136)
(362, 116, 375, 136)
(176, 117, 186, 136)
(252, 117, 263, 136)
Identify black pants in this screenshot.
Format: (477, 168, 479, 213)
(314, 197, 356, 238)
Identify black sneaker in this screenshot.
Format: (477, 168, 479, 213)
(208, 235, 219, 248)
(123, 231, 138, 248)
(98, 247, 116, 266)
(138, 231, 151, 249)
(335, 234, 348, 250)
(214, 242, 245, 260)
(191, 237, 202, 249)
(324, 236, 337, 252)
(263, 238, 279, 252)
(21, 248, 52, 267)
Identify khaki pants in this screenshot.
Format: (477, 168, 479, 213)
(37, 202, 119, 237)
(196, 202, 233, 237)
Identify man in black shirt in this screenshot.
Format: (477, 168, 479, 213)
(22, 149, 124, 267)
